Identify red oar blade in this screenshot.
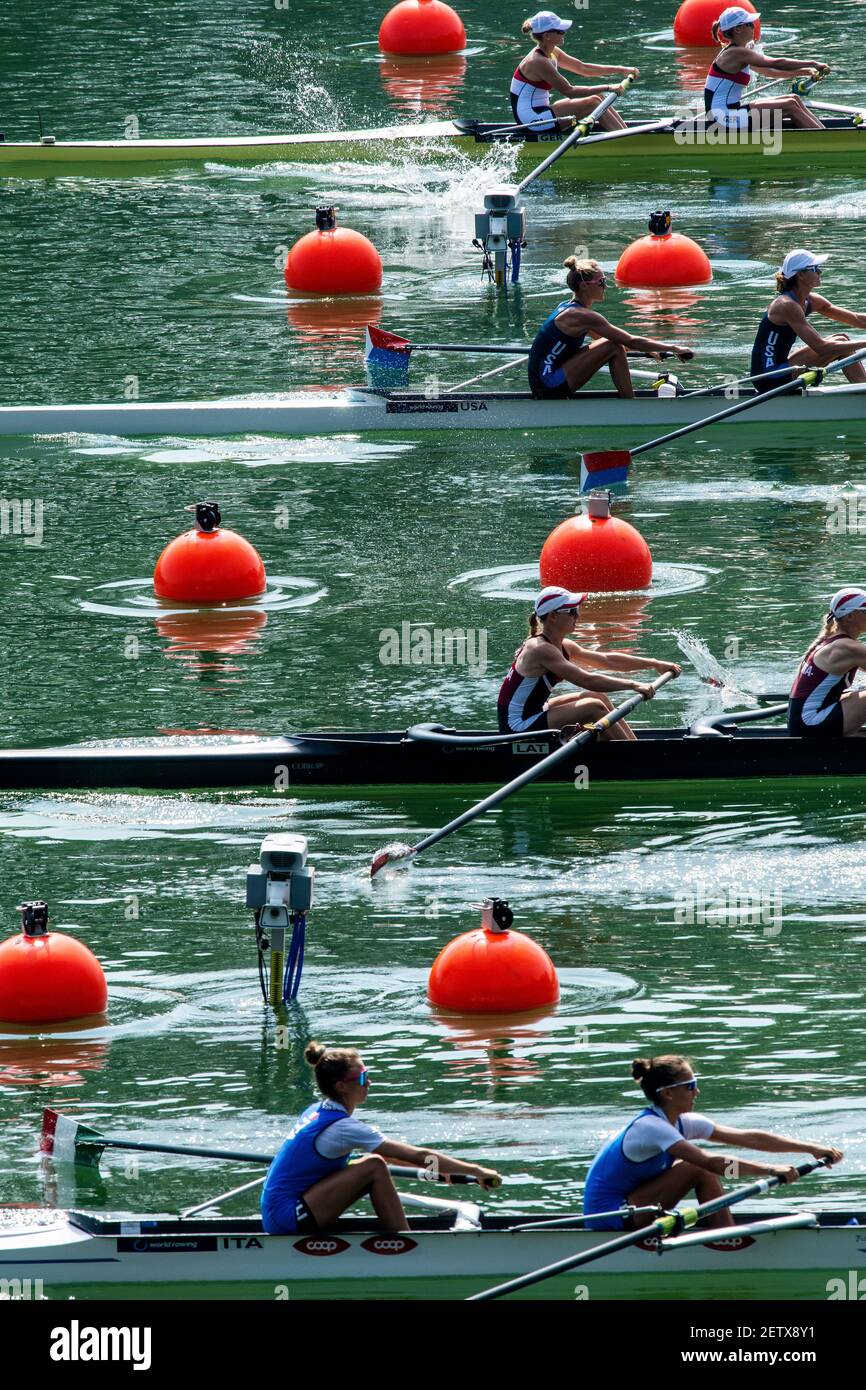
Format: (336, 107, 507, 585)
(370, 842, 416, 879)
(579, 450, 632, 493)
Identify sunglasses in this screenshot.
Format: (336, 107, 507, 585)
(663, 1077, 698, 1093)
(355, 1069, 370, 1087)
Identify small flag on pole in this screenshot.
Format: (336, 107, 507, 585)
(579, 450, 631, 493)
(364, 325, 413, 371)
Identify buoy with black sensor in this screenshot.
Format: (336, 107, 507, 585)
(0, 901, 107, 1024)
(616, 209, 712, 289)
(154, 502, 266, 605)
(428, 899, 559, 1015)
(285, 206, 382, 296)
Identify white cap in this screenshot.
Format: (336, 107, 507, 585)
(527, 10, 572, 34)
(780, 248, 828, 277)
(535, 585, 585, 617)
(718, 6, 760, 30)
(829, 587, 866, 619)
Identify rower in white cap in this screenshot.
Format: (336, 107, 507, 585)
(510, 11, 639, 135)
(788, 590, 866, 738)
(704, 7, 828, 132)
(497, 586, 681, 737)
(750, 250, 866, 393)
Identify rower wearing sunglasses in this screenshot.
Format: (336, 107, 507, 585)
(582, 1055, 842, 1232)
(528, 255, 693, 400)
(261, 1041, 501, 1235)
(750, 249, 866, 393)
(498, 586, 680, 737)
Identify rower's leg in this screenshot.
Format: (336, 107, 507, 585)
(789, 337, 866, 382)
(749, 95, 824, 130)
(551, 97, 626, 130)
(303, 1154, 408, 1232)
(564, 339, 634, 398)
(546, 692, 636, 740)
(627, 1162, 733, 1229)
(841, 690, 866, 733)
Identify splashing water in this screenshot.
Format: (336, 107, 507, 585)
(672, 629, 759, 707)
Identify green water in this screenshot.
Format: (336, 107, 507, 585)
(2, 1, 866, 1300)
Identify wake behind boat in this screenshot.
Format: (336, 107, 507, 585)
(2, 381, 866, 439)
(2, 115, 866, 176)
(4, 708, 866, 791)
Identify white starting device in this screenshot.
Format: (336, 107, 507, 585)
(473, 185, 526, 286)
(246, 834, 314, 1005)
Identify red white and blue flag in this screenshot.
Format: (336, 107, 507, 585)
(364, 325, 413, 372)
(580, 450, 632, 492)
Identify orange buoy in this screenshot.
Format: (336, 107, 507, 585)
(379, 0, 465, 55)
(616, 211, 712, 289)
(540, 494, 652, 592)
(428, 900, 559, 1015)
(0, 903, 107, 1024)
(673, 0, 760, 46)
(154, 502, 266, 604)
(285, 207, 382, 296)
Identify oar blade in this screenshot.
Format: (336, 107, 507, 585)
(370, 841, 415, 879)
(41, 1107, 105, 1168)
(580, 449, 632, 493)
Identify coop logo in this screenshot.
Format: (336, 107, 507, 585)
(49, 1321, 152, 1371)
(361, 1235, 418, 1256)
(294, 1236, 350, 1257)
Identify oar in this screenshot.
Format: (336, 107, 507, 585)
(181, 1175, 266, 1218)
(467, 1155, 830, 1301)
(41, 1108, 491, 1182)
(369, 671, 675, 877)
(516, 77, 636, 192)
(681, 360, 814, 398)
(658, 1209, 816, 1251)
(805, 99, 866, 120)
(580, 346, 866, 491)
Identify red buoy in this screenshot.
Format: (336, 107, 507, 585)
(0, 903, 107, 1024)
(379, 0, 466, 55)
(154, 502, 266, 604)
(428, 900, 559, 1015)
(285, 206, 382, 296)
(616, 210, 712, 289)
(673, 0, 760, 46)
(540, 494, 652, 592)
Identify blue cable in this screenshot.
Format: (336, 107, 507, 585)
(282, 911, 306, 1002)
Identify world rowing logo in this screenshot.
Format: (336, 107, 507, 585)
(294, 1236, 350, 1257)
(360, 1236, 418, 1256)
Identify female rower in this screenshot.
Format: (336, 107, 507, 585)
(511, 10, 639, 135)
(261, 1041, 501, 1235)
(788, 588, 866, 737)
(751, 249, 866, 393)
(497, 586, 681, 739)
(704, 7, 829, 132)
(583, 1055, 842, 1231)
(528, 256, 693, 400)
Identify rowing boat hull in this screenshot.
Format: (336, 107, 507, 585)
(1, 1210, 863, 1298)
(2, 728, 866, 792)
(1, 385, 865, 439)
(2, 118, 864, 177)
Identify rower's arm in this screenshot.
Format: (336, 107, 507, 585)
(527, 55, 612, 99)
(374, 1139, 501, 1186)
(555, 51, 638, 79)
(708, 1126, 843, 1162)
(667, 1138, 796, 1180)
(546, 649, 652, 693)
(814, 637, 866, 674)
(572, 309, 692, 359)
(775, 301, 858, 355)
(566, 641, 680, 676)
(809, 293, 866, 330)
(744, 51, 828, 74)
